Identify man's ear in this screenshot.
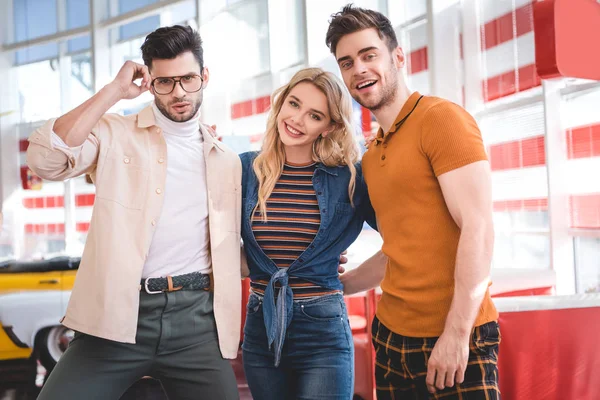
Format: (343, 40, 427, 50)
(393, 47, 406, 69)
(202, 67, 210, 88)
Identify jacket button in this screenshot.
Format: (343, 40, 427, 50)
(158, 157, 164, 164)
(123, 157, 130, 164)
(323, 209, 327, 214)
(156, 188, 162, 194)
(298, 258, 304, 263)
(317, 191, 323, 195)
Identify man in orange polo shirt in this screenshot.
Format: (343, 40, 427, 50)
(327, 6, 500, 399)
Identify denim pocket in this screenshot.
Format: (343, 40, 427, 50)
(299, 295, 344, 322)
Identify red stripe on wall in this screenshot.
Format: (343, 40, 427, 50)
(23, 194, 91, 209)
(408, 47, 428, 75)
(361, 107, 372, 138)
(484, 63, 542, 102)
(493, 198, 548, 212)
(231, 95, 271, 120)
(567, 123, 600, 159)
(24, 223, 90, 235)
(494, 195, 600, 229)
(19, 139, 29, 152)
(481, 3, 534, 51)
(570, 194, 600, 229)
(489, 135, 546, 171)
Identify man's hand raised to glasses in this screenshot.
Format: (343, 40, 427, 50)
(112, 61, 152, 100)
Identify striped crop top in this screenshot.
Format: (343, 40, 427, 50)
(250, 161, 339, 299)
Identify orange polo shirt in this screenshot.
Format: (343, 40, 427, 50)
(363, 92, 498, 338)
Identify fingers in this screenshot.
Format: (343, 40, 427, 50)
(425, 363, 437, 394)
(337, 266, 345, 274)
(455, 364, 466, 385)
(135, 64, 152, 90)
(445, 369, 456, 389)
(435, 369, 447, 391)
(427, 364, 460, 394)
(202, 124, 218, 138)
(341, 249, 348, 255)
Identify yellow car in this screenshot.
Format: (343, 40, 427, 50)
(0, 257, 78, 373)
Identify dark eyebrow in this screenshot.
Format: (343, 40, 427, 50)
(154, 72, 199, 79)
(289, 95, 327, 118)
(336, 46, 379, 64)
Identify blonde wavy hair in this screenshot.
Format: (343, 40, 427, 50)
(253, 67, 360, 221)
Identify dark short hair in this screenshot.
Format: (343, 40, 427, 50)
(141, 25, 204, 70)
(326, 4, 398, 55)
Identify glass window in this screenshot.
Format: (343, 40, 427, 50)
(561, 87, 600, 230)
(119, 16, 161, 41)
(269, 0, 305, 71)
(66, 0, 90, 29)
(68, 35, 91, 54)
(389, 0, 426, 25)
(493, 232, 550, 270)
(396, 20, 429, 95)
(161, 0, 197, 25)
(20, 184, 67, 259)
(227, 0, 269, 78)
(68, 52, 94, 116)
(478, 101, 549, 270)
(479, 0, 540, 102)
(16, 42, 59, 65)
(574, 237, 600, 294)
(118, 0, 158, 15)
(15, 58, 61, 123)
(13, 0, 58, 42)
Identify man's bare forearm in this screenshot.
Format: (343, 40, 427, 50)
(341, 250, 387, 295)
(443, 222, 494, 337)
(54, 83, 123, 147)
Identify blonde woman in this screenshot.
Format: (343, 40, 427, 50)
(239, 67, 377, 399)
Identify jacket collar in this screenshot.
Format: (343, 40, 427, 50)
(137, 104, 224, 152)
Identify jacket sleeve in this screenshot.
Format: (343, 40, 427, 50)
(26, 118, 102, 181)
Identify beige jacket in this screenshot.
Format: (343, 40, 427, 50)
(26, 105, 242, 359)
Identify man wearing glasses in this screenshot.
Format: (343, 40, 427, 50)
(26, 25, 241, 400)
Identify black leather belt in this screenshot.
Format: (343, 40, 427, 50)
(140, 271, 210, 294)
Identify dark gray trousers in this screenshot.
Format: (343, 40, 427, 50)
(37, 290, 239, 400)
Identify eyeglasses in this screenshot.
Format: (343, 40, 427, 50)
(151, 74, 204, 95)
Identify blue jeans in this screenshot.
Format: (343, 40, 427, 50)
(242, 292, 354, 400)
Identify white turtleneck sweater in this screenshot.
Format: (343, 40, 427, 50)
(51, 103, 211, 278)
(142, 102, 211, 278)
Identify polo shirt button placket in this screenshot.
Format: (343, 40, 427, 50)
(381, 141, 387, 163)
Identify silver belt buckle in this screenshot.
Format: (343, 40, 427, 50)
(144, 277, 163, 294)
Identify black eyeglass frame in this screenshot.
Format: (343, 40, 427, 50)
(150, 73, 204, 95)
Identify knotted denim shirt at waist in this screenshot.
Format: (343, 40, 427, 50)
(239, 151, 377, 366)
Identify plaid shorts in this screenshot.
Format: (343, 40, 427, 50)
(372, 316, 501, 400)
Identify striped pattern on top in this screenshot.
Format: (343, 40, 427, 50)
(250, 162, 338, 299)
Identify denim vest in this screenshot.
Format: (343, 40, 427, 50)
(239, 151, 377, 366)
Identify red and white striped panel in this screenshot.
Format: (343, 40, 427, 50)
(229, 74, 273, 146)
(405, 22, 430, 95)
(19, 138, 95, 236)
(480, 0, 540, 102)
(482, 93, 600, 229)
